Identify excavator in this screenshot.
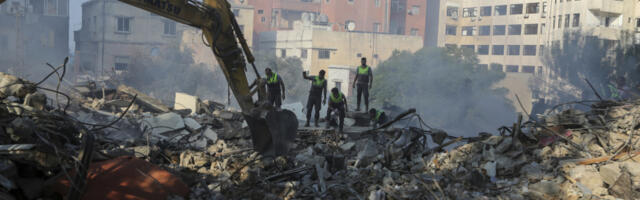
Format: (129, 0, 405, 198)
(113, 0, 299, 155)
(0, 0, 297, 155)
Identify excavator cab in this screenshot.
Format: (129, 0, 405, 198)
(117, 0, 298, 156)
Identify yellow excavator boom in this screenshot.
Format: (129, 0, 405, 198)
(118, 0, 297, 155)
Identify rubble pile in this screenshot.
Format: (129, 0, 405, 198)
(2, 68, 640, 199)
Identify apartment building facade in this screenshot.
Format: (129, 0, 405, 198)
(247, 0, 427, 46)
(0, 0, 69, 72)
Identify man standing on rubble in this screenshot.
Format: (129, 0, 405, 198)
(352, 57, 373, 111)
(326, 87, 348, 132)
(369, 108, 388, 128)
(265, 68, 285, 108)
(303, 70, 327, 127)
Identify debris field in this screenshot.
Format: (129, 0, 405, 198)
(1, 65, 640, 200)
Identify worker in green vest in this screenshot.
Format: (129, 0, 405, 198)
(265, 68, 285, 108)
(302, 70, 327, 127)
(326, 87, 348, 132)
(369, 108, 388, 128)
(352, 57, 373, 111)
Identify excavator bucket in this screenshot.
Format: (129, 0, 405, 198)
(244, 109, 298, 156)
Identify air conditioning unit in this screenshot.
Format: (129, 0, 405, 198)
(471, 18, 476, 22)
(524, 14, 530, 18)
(541, 13, 546, 18)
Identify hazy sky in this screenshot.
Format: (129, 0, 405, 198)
(69, 0, 91, 53)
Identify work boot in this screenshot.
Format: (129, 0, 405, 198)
(304, 122, 310, 127)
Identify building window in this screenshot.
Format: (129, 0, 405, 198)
(541, 23, 546, 34)
(636, 18, 640, 27)
(233, 9, 240, 17)
(508, 24, 522, 35)
(494, 5, 507, 16)
(508, 45, 520, 55)
(446, 7, 459, 18)
(373, 23, 381, 32)
(239, 25, 245, 33)
(540, 45, 545, 56)
(506, 65, 519, 72)
(565, 14, 570, 27)
(558, 15, 562, 28)
(446, 25, 457, 35)
(480, 6, 491, 16)
(461, 45, 475, 52)
(301, 49, 307, 58)
(334, 81, 342, 90)
(409, 5, 420, 15)
(542, 2, 548, 13)
(163, 20, 176, 35)
(348, 0, 354, 3)
(356, 53, 362, 57)
(116, 16, 131, 33)
(522, 66, 535, 73)
(605, 17, 611, 27)
(410, 28, 419, 36)
(462, 26, 474, 36)
(523, 45, 536, 56)
(490, 63, 503, 71)
(280, 49, 286, 58)
(261, 17, 266, 22)
(510, 4, 523, 15)
(318, 49, 330, 59)
(479, 26, 490, 36)
(573, 14, 580, 27)
(553, 16, 556, 29)
(114, 56, 130, 71)
(463, 7, 476, 17)
(258, 9, 264, 14)
(493, 25, 506, 35)
(524, 24, 538, 35)
(478, 64, 489, 70)
(526, 3, 539, 14)
(375, 0, 380, 7)
(478, 45, 489, 55)
(492, 45, 505, 55)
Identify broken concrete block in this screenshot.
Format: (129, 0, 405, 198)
(528, 180, 561, 197)
(203, 128, 218, 143)
(183, 118, 202, 131)
(520, 162, 543, 182)
(141, 112, 185, 142)
(356, 140, 379, 167)
(340, 142, 355, 151)
(569, 165, 604, 192)
(174, 92, 200, 115)
(599, 162, 621, 186)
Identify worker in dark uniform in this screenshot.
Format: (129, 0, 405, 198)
(352, 57, 373, 111)
(326, 88, 348, 132)
(303, 70, 327, 127)
(369, 108, 388, 128)
(265, 68, 285, 108)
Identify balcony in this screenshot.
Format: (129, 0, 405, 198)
(588, 0, 623, 15)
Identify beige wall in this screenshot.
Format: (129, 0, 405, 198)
(259, 24, 423, 75)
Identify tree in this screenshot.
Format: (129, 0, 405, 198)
(252, 52, 308, 104)
(370, 47, 516, 135)
(536, 31, 640, 106)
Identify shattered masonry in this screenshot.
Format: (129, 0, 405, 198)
(1, 67, 640, 200)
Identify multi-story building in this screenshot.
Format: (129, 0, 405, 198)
(0, 0, 69, 75)
(74, 0, 188, 77)
(247, 0, 427, 46)
(74, 0, 254, 78)
(258, 22, 423, 95)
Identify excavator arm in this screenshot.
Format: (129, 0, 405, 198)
(118, 0, 297, 155)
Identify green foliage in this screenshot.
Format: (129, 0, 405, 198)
(253, 52, 308, 104)
(539, 31, 640, 102)
(370, 47, 515, 134)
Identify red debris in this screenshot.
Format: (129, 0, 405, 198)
(53, 156, 189, 200)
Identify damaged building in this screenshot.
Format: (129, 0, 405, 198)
(0, 0, 69, 76)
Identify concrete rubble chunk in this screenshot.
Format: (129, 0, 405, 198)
(141, 112, 185, 142)
(599, 162, 621, 186)
(174, 92, 200, 115)
(355, 139, 379, 167)
(203, 128, 218, 143)
(183, 118, 202, 131)
(340, 142, 355, 151)
(569, 165, 605, 193)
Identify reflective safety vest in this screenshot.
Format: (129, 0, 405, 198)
(357, 65, 370, 75)
(374, 111, 383, 121)
(313, 76, 325, 87)
(330, 92, 344, 103)
(267, 73, 279, 84)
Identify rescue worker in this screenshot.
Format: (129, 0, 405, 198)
(302, 70, 327, 127)
(352, 57, 373, 111)
(265, 68, 285, 108)
(369, 108, 388, 128)
(326, 87, 348, 132)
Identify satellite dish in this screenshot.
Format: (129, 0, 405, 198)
(347, 22, 356, 31)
